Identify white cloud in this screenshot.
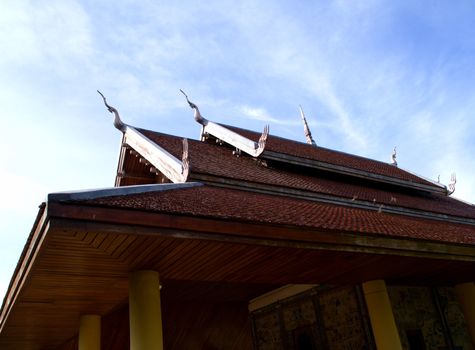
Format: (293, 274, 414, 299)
(0, 0, 93, 67)
(239, 105, 300, 126)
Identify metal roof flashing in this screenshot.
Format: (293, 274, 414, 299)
(47, 182, 203, 203)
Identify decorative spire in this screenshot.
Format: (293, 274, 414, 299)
(180, 89, 206, 124)
(97, 90, 126, 132)
(299, 105, 316, 146)
(391, 146, 397, 166)
(448, 173, 456, 195)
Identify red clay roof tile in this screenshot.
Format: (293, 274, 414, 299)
(79, 185, 475, 245)
(223, 124, 439, 188)
(138, 129, 475, 220)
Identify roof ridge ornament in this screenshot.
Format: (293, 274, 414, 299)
(98, 90, 189, 183)
(258, 125, 270, 152)
(97, 90, 127, 132)
(180, 89, 207, 124)
(179, 89, 269, 157)
(299, 105, 316, 146)
(448, 172, 456, 195)
(391, 146, 398, 166)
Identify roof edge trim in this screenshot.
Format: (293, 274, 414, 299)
(190, 173, 475, 226)
(203, 121, 269, 157)
(48, 182, 203, 202)
(124, 126, 190, 183)
(262, 150, 448, 195)
(401, 167, 447, 190)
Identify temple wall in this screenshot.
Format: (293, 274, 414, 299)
(251, 286, 374, 350)
(388, 286, 473, 350)
(251, 285, 473, 350)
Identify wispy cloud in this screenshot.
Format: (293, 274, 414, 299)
(239, 105, 300, 126)
(1, 0, 475, 300)
(0, 0, 93, 67)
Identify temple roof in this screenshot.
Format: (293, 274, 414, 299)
(69, 184, 475, 245)
(1, 99, 474, 350)
(116, 127, 475, 225)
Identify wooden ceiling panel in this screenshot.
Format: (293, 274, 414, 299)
(2, 222, 474, 349)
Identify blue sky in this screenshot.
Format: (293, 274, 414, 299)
(1, 0, 475, 299)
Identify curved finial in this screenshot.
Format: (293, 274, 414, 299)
(448, 172, 456, 195)
(256, 124, 270, 155)
(299, 105, 316, 146)
(97, 90, 126, 132)
(391, 146, 398, 166)
(180, 89, 206, 125)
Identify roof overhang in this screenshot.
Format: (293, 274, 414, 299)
(1, 185, 474, 349)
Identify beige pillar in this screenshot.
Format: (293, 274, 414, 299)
(455, 282, 475, 344)
(129, 270, 163, 350)
(78, 314, 101, 350)
(362, 280, 402, 350)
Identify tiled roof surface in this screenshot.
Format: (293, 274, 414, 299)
(224, 124, 439, 188)
(139, 129, 475, 220)
(79, 185, 475, 245)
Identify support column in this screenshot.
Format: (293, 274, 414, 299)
(362, 280, 402, 350)
(455, 282, 475, 345)
(129, 270, 163, 350)
(78, 315, 101, 350)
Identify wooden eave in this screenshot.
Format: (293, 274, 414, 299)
(1, 195, 475, 349)
(45, 201, 475, 261)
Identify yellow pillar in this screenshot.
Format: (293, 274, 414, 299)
(362, 280, 402, 350)
(78, 314, 101, 350)
(455, 282, 475, 345)
(129, 270, 163, 350)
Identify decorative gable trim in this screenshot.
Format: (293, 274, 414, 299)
(123, 126, 189, 183)
(99, 91, 189, 184)
(202, 122, 269, 157)
(181, 89, 269, 157)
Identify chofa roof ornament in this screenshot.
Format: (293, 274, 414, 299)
(299, 105, 316, 146)
(180, 89, 207, 124)
(98, 90, 190, 183)
(448, 173, 456, 195)
(97, 90, 127, 132)
(391, 146, 398, 166)
(180, 89, 269, 157)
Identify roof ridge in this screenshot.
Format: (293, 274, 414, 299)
(222, 123, 401, 167)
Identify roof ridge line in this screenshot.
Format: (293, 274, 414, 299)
(47, 182, 203, 202)
(262, 150, 447, 194)
(400, 167, 447, 190)
(223, 123, 445, 181)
